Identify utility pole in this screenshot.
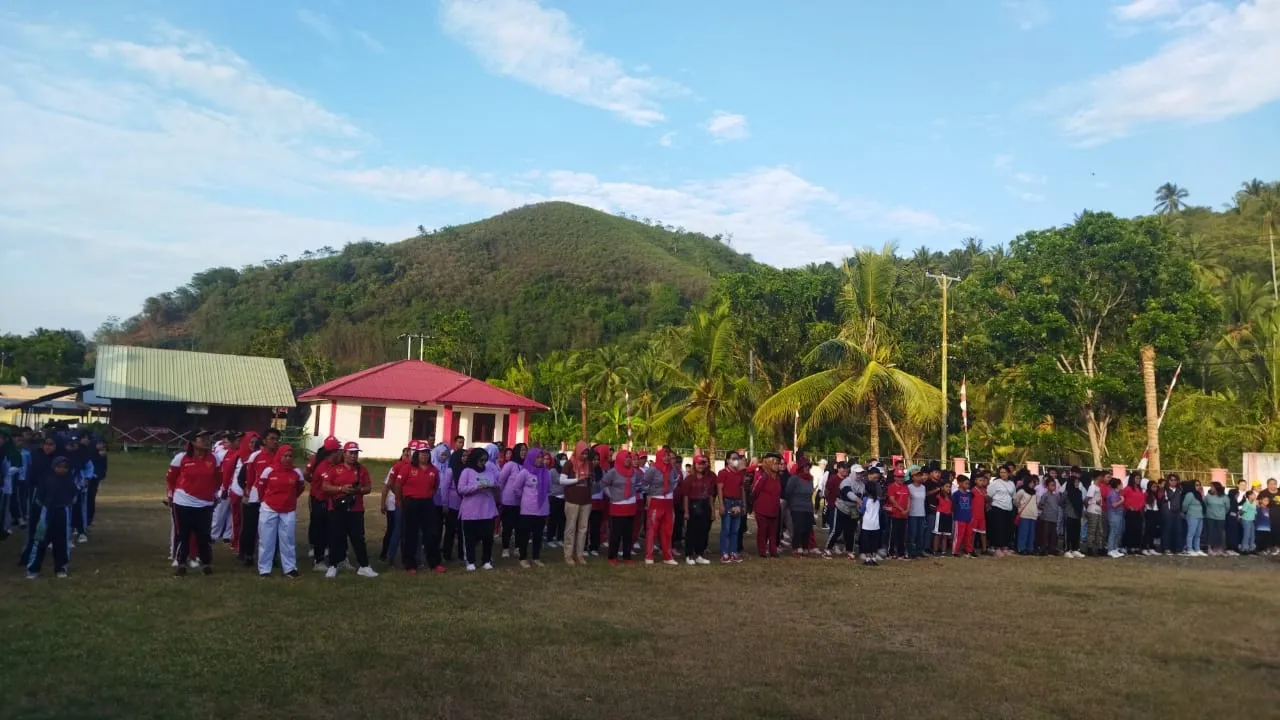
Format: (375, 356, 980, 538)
(397, 332, 430, 360)
(926, 271, 961, 464)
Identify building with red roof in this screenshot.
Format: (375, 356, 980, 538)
(298, 360, 546, 459)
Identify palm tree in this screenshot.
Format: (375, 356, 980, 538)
(650, 303, 753, 460)
(1236, 179, 1268, 208)
(575, 346, 630, 441)
(1153, 182, 1189, 215)
(754, 244, 942, 460)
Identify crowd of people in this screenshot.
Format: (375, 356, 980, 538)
(7, 424, 1280, 580)
(1, 427, 108, 578)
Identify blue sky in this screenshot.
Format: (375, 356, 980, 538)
(2, 0, 1278, 333)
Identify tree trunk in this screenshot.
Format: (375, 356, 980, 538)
(1084, 404, 1109, 468)
(579, 387, 588, 442)
(1141, 345, 1161, 478)
(868, 395, 881, 460)
(707, 412, 718, 466)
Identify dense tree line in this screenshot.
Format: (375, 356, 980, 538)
(83, 179, 1280, 470)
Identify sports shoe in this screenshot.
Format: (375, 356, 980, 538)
(731, 554, 744, 563)
(259, 573, 272, 579)
(644, 559, 655, 565)
(533, 560, 545, 567)
(482, 562, 494, 571)
(171, 559, 180, 568)
(188, 559, 201, 569)
(56, 571, 68, 579)
(686, 557, 696, 566)
(1108, 550, 1122, 558)
(25, 572, 37, 580)
(466, 563, 477, 572)
(695, 556, 711, 565)
(846, 552, 857, 560)
(324, 566, 338, 578)
(357, 566, 379, 578)
(520, 560, 531, 569)
(589, 551, 599, 557)
(285, 570, 300, 578)
(313, 562, 328, 572)
(672, 549, 683, 557)
(663, 559, 679, 566)
(720, 555, 731, 564)
(501, 549, 510, 559)
(609, 559, 619, 566)
(434, 565, 447, 574)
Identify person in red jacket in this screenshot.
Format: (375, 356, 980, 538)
(255, 444, 305, 578)
(394, 444, 443, 575)
(305, 435, 341, 571)
(642, 448, 680, 565)
(751, 453, 784, 558)
(169, 431, 220, 577)
(886, 471, 911, 559)
(235, 428, 280, 566)
(321, 442, 377, 578)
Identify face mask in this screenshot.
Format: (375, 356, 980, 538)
(730, 459, 741, 469)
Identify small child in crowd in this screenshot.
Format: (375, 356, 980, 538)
(932, 487, 952, 554)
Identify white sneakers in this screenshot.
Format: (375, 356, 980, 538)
(1108, 550, 1123, 558)
(695, 556, 711, 565)
(77, 534, 89, 544)
(324, 566, 338, 578)
(501, 549, 510, 558)
(1065, 551, 1084, 558)
(663, 559, 679, 566)
(482, 562, 494, 571)
(356, 566, 378, 578)
(520, 560, 531, 569)
(188, 559, 201, 569)
(685, 557, 696, 566)
(645, 559, 655, 565)
(466, 563, 477, 572)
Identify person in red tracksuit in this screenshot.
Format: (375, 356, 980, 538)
(321, 442, 378, 578)
(643, 448, 680, 565)
(169, 431, 220, 577)
(394, 445, 443, 575)
(236, 428, 280, 566)
(221, 431, 256, 553)
(751, 453, 784, 558)
(305, 436, 341, 571)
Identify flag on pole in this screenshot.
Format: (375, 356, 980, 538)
(960, 377, 968, 432)
(793, 406, 800, 454)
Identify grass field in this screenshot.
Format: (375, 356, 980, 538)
(2, 453, 1279, 720)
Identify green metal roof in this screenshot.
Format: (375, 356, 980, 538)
(94, 345, 296, 408)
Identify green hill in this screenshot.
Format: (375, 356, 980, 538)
(108, 202, 755, 377)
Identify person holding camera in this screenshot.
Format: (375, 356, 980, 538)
(320, 442, 377, 578)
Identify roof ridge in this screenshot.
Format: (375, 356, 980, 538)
(314, 360, 402, 395)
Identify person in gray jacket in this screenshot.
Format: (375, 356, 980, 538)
(784, 468, 816, 555)
(1036, 478, 1063, 555)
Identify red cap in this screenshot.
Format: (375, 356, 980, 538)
(343, 442, 361, 453)
(408, 440, 422, 451)
(322, 437, 341, 451)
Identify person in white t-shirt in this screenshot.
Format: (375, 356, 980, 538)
(986, 468, 1017, 557)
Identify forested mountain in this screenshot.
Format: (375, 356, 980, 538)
(96, 202, 754, 380)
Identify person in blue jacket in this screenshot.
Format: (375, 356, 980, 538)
(25, 456, 77, 579)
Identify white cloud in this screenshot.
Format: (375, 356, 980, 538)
(296, 10, 337, 41)
(354, 29, 385, 53)
(992, 154, 1048, 202)
(0, 17, 967, 333)
(704, 111, 750, 143)
(1058, 0, 1280, 144)
(658, 131, 676, 147)
(439, 0, 684, 125)
(1006, 0, 1051, 29)
(1113, 0, 1185, 21)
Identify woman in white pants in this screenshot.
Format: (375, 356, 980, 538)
(256, 444, 305, 578)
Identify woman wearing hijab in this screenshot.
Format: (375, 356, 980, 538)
(458, 445, 500, 571)
(560, 441, 594, 564)
(589, 443, 611, 554)
(513, 447, 551, 567)
(396, 444, 444, 574)
(24, 454, 77, 579)
(497, 442, 528, 559)
(320, 442, 378, 578)
(545, 453, 567, 548)
(600, 448, 640, 565)
(169, 431, 220, 577)
(434, 443, 463, 565)
(255, 444, 305, 578)
(643, 447, 681, 565)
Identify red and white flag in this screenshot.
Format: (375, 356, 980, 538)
(960, 377, 969, 432)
